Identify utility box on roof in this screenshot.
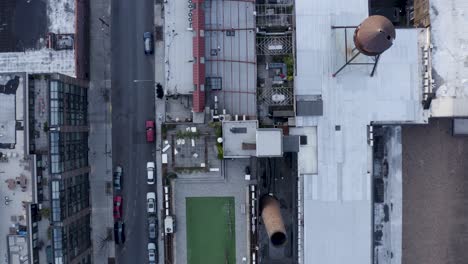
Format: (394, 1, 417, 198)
(453, 118, 468, 136)
(164, 216, 174, 234)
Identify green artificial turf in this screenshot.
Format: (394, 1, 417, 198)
(186, 196, 236, 264)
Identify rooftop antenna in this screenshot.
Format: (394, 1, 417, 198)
(331, 15, 396, 77)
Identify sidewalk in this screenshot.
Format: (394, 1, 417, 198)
(154, 2, 166, 263)
(88, 0, 115, 262)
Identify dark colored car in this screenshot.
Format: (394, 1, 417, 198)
(146, 120, 155, 143)
(113, 196, 123, 220)
(114, 221, 125, 244)
(143, 32, 154, 54)
(148, 217, 157, 240)
(114, 165, 122, 191)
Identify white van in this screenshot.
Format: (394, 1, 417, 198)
(147, 162, 155, 185)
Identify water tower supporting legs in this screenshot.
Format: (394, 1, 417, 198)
(331, 26, 381, 77)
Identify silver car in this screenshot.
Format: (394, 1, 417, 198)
(148, 242, 156, 263)
(114, 166, 122, 191)
(147, 192, 156, 214)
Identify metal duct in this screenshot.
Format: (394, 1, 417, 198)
(260, 195, 287, 247)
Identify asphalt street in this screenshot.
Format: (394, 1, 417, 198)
(111, 0, 155, 263)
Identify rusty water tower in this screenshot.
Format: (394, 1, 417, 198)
(332, 15, 396, 77)
(260, 195, 287, 247)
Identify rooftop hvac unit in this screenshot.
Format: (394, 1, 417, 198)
(218, 114, 232, 121)
(164, 216, 174, 234)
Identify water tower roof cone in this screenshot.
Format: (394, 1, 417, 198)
(353, 15, 396, 56)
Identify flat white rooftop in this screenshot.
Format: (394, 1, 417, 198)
(0, 73, 33, 260)
(0, 49, 75, 77)
(429, 0, 468, 117)
(255, 129, 282, 157)
(222, 120, 257, 158)
(164, 0, 194, 95)
(295, 1, 427, 263)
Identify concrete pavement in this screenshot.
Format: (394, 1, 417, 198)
(154, 2, 167, 264)
(88, 0, 114, 261)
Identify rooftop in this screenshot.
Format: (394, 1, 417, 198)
(204, 0, 257, 117)
(429, 0, 468, 117)
(294, 0, 427, 263)
(0, 73, 34, 262)
(164, 0, 194, 95)
(0, 0, 76, 76)
(222, 120, 257, 158)
(8, 235, 29, 264)
(255, 128, 283, 157)
(0, 76, 18, 145)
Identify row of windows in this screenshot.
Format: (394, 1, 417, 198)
(51, 178, 91, 263)
(52, 215, 91, 264)
(50, 81, 88, 126)
(50, 132, 88, 174)
(65, 175, 90, 216)
(53, 227, 65, 264)
(51, 173, 90, 222)
(68, 215, 91, 259)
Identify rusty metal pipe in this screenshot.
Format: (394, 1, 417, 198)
(260, 195, 287, 247)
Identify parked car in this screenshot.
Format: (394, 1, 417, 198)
(147, 192, 156, 214)
(143, 32, 154, 55)
(114, 221, 125, 244)
(147, 162, 155, 185)
(114, 165, 123, 191)
(148, 217, 157, 240)
(113, 196, 123, 220)
(148, 242, 156, 263)
(146, 120, 155, 142)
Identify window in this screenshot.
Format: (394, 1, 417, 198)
(51, 181, 62, 222)
(49, 80, 88, 127)
(50, 132, 89, 174)
(206, 77, 222, 91)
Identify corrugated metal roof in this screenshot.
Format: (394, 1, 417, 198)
(192, 8, 205, 30)
(192, 90, 205, 113)
(193, 36, 205, 58)
(193, 62, 205, 85)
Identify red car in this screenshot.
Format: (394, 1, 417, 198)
(113, 196, 123, 220)
(146, 120, 155, 142)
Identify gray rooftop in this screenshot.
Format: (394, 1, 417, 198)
(296, 97, 323, 116)
(204, 0, 257, 117)
(8, 235, 29, 264)
(256, 128, 283, 157)
(0, 73, 25, 146)
(0, 73, 33, 264)
(283, 135, 300, 152)
(222, 120, 257, 158)
(0, 94, 16, 145)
